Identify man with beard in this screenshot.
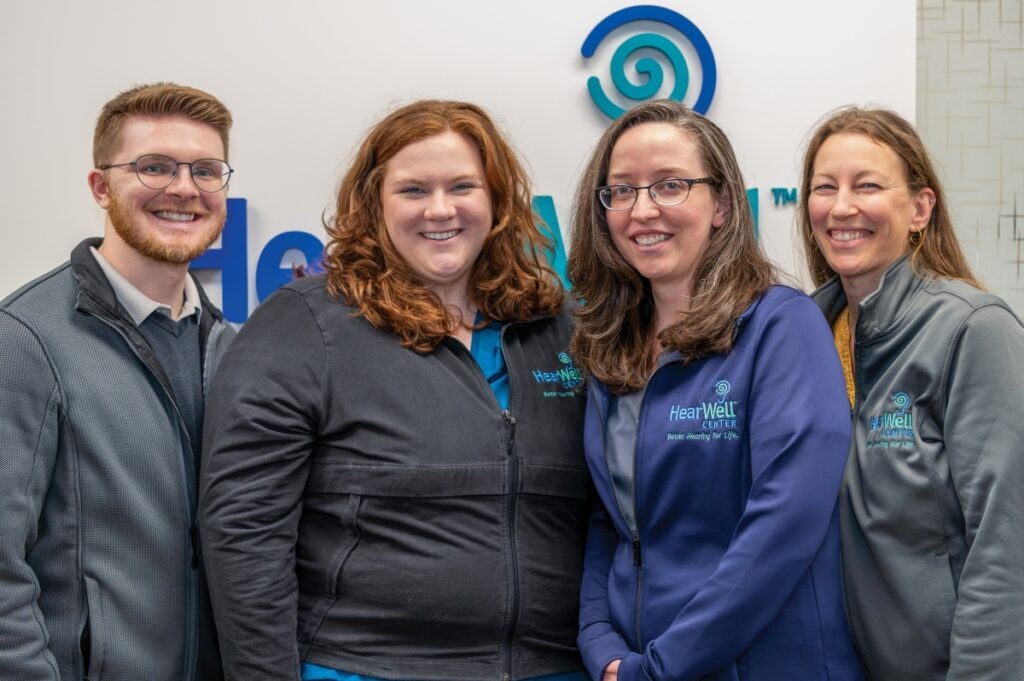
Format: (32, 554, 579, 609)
(0, 82, 235, 681)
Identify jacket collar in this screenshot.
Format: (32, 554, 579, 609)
(811, 256, 922, 340)
(70, 237, 224, 326)
(71, 237, 132, 322)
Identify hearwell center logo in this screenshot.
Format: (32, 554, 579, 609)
(532, 351, 584, 398)
(867, 391, 915, 449)
(666, 378, 740, 441)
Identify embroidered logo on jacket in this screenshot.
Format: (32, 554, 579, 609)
(532, 351, 583, 397)
(867, 391, 915, 449)
(666, 378, 740, 441)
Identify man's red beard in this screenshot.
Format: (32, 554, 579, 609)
(107, 195, 226, 265)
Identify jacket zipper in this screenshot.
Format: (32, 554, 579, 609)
(627, 355, 692, 646)
(630, 394, 647, 649)
(497, 314, 519, 680)
(851, 307, 864, 414)
(502, 409, 519, 681)
(592, 383, 646, 649)
(85, 307, 202, 681)
(451, 325, 524, 679)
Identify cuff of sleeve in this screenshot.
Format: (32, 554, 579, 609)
(579, 628, 633, 681)
(616, 652, 648, 681)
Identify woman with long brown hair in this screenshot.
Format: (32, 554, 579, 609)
(199, 100, 591, 681)
(569, 100, 862, 681)
(800, 106, 1024, 680)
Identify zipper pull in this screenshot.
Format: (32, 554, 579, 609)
(503, 410, 517, 450)
(189, 524, 199, 569)
(632, 536, 642, 566)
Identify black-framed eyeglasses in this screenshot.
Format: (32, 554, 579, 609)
(597, 177, 719, 211)
(98, 153, 234, 192)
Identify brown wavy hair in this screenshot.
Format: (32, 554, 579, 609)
(568, 100, 775, 393)
(798, 106, 981, 288)
(321, 100, 563, 352)
(93, 82, 232, 166)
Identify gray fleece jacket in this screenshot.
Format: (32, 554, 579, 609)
(812, 257, 1024, 681)
(0, 238, 234, 681)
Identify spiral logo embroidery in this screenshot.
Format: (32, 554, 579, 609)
(715, 380, 731, 403)
(581, 5, 718, 119)
(556, 351, 583, 390)
(532, 352, 583, 397)
(867, 391, 915, 450)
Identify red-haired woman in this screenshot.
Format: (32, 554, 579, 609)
(199, 100, 591, 681)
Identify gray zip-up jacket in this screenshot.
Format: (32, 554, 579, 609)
(812, 257, 1024, 681)
(0, 238, 234, 681)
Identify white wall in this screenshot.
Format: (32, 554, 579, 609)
(0, 0, 916, 317)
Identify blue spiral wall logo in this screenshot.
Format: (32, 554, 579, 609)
(582, 5, 717, 119)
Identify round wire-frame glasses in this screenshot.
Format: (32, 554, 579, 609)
(597, 177, 719, 211)
(98, 153, 234, 192)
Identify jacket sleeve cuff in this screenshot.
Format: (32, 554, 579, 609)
(579, 626, 633, 681)
(616, 652, 649, 681)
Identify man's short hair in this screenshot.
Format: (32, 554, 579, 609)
(93, 82, 233, 167)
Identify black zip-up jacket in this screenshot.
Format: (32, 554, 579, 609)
(0, 238, 232, 681)
(199, 275, 590, 681)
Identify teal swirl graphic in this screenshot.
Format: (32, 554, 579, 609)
(587, 33, 689, 120)
(715, 380, 731, 403)
(891, 391, 911, 414)
(581, 6, 717, 119)
(557, 351, 582, 389)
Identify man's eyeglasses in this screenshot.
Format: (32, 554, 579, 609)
(597, 177, 719, 211)
(98, 153, 234, 193)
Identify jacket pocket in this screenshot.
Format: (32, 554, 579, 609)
(518, 463, 592, 498)
(305, 462, 506, 497)
(296, 493, 362, 647)
(81, 575, 106, 681)
(931, 552, 958, 627)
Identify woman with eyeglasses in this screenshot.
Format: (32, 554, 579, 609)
(568, 100, 863, 681)
(198, 100, 592, 681)
(800, 107, 1024, 680)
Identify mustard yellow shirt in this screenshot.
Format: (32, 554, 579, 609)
(832, 307, 855, 409)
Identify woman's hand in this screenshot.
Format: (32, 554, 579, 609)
(603, 659, 621, 681)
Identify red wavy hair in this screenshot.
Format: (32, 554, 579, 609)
(321, 100, 563, 352)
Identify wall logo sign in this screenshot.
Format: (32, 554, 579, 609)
(581, 5, 717, 119)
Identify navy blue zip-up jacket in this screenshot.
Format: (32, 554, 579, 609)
(577, 286, 863, 681)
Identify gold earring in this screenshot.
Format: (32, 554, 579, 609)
(909, 230, 923, 246)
